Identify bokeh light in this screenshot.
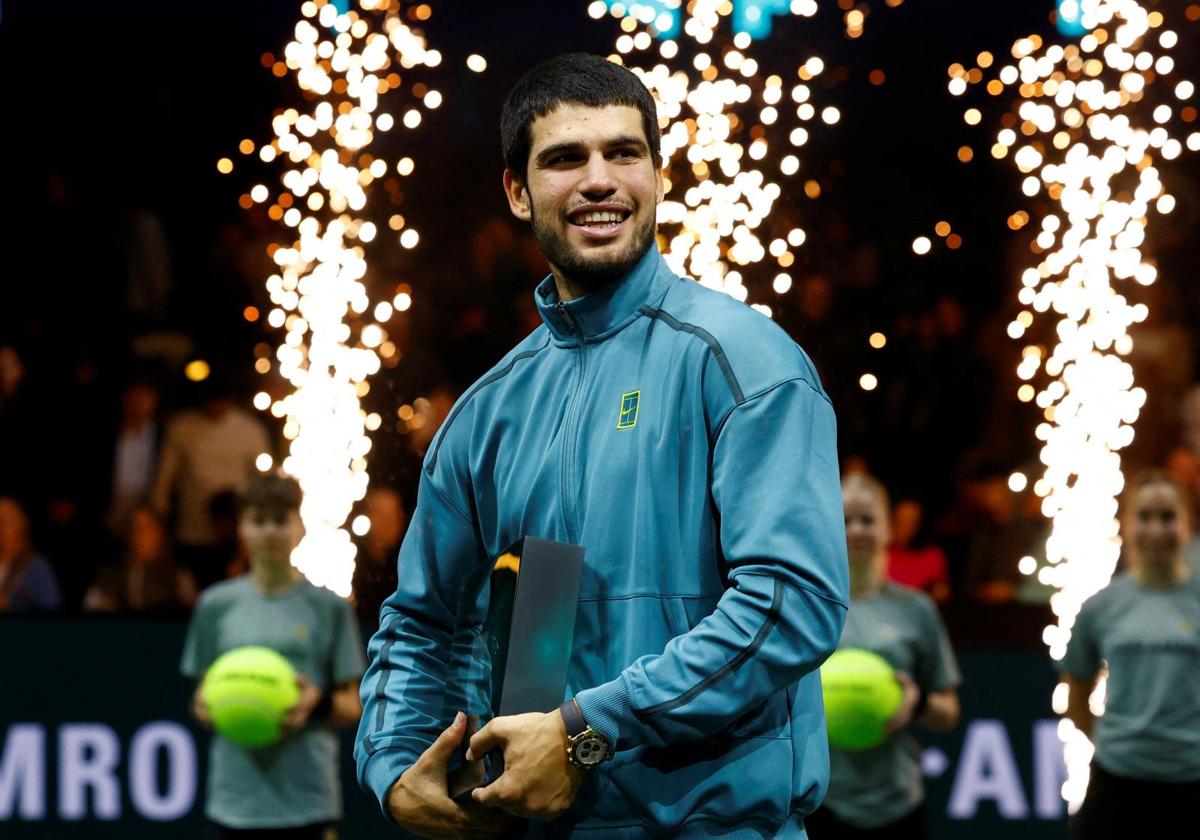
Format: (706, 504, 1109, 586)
(954, 0, 1194, 808)
(596, 0, 898, 310)
(240, 0, 440, 596)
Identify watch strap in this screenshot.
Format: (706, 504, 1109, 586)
(559, 698, 588, 738)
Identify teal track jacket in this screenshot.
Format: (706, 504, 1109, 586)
(356, 246, 849, 838)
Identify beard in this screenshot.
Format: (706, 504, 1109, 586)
(530, 202, 657, 294)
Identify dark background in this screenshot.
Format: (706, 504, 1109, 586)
(1, 1, 1198, 836)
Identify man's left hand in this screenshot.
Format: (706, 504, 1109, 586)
(465, 711, 586, 820)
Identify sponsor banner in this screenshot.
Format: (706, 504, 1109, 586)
(0, 618, 1066, 838)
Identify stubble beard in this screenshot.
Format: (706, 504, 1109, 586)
(530, 201, 657, 295)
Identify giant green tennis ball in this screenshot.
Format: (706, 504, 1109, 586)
(201, 646, 300, 748)
(820, 648, 903, 751)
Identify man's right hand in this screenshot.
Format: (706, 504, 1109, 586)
(387, 711, 518, 839)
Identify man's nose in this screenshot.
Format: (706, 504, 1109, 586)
(579, 153, 618, 197)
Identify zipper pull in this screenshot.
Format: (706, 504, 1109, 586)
(556, 300, 573, 332)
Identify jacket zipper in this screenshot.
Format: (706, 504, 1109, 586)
(558, 300, 587, 544)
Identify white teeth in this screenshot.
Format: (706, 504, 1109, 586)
(574, 211, 626, 226)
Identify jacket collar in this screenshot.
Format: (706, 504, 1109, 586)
(534, 246, 674, 345)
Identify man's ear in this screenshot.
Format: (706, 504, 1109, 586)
(502, 169, 532, 223)
(654, 164, 664, 205)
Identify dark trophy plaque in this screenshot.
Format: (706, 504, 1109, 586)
(447, 536, 584, 800)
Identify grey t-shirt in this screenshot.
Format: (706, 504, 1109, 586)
(823, 583, 960, 829)
(181, 575, 366, 828)
(1060, 573, 1200, 782)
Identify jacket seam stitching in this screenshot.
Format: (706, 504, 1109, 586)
(426, 337, 549, 475)
(427, 477, 472, 524)
(363, 610, 404, 757)
(638, 305, 745, 405)
(637, 577, 784, 718)
(712, 376, 831, 439)
(577, 592, 717, 602)
(730, 569, 850, 611)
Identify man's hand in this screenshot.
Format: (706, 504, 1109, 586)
(466, 711, 586, 820)
(884, 670, 921, 735)
(282, 673, 323, 734)
(388, 711, 517, 839)
(447, 715, 487, 799)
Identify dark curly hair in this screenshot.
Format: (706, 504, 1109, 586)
(500, 53, 661, 178)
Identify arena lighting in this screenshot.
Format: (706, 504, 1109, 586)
(222, 0, 445, 595)
(591, 0, 898, 317)
(950, 0, 1196, 809)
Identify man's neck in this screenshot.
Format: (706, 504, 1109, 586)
(552, 268, 602, 303)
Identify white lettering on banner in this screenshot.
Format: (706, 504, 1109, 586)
(1033, 719, 1067, 819)
(129, 723, 197, 821)
(0, 725, 45, 820)
(59, 724, 122, 820)
(0, 722, 198, 822)
(947, 719, 1030, 819)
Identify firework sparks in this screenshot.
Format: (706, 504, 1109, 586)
(591, 0, 846, 317)
(224, 0, 444, 595)
(952, 0, 1196, 808)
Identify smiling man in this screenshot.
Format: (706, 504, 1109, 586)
(355, 53, 849, 839)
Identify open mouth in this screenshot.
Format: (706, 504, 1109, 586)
(567, 206, 632, 239)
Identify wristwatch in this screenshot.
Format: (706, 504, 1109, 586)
(558, 698, 613, 769)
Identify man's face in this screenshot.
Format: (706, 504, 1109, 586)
(504, 104, 663, 292)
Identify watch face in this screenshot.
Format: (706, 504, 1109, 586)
(574, 736, 608, 767)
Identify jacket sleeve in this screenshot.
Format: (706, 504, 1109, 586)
(575, 377, 849, 750)
(354, 471, 487, 815)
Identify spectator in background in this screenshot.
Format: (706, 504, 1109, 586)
(403, 386, 456, 459)
(104, 378, 161, 536)
(1180, 385, 1200, 462)
(963, 472, 1044, 604)
(121, 203, 173, 329)
(351, 486, 407, 631)
(887, 498, 951, 603)
(209, 490, 246, 580)
(153, 374, 270, 590)
(83, 506, 196, 613)
(1061, 472, 1200, 839)
(182, 473, 365, 839)
(1164, 446, 1200, 575)
(0, 345, 37, 501)
(0, 497, 62, 612)
(808, 473, 960, 838)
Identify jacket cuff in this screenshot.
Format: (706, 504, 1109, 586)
(575, 677, 634, 752)
(360, 749, 414, 824)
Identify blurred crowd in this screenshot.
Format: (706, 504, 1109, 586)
(3, 169, 1199, 630)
